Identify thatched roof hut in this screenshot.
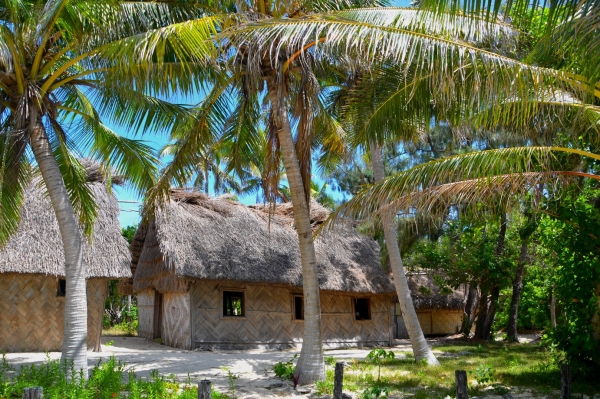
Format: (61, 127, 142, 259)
(407, 273, 465, 311)
(131, 190, 396, 350)
(0, 164, 130, 278)
(393, 273, 466, 338)
(131, 189, 395, 295)
(0, 162, 131, 352)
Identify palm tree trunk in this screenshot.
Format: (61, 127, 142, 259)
(29, 121, 88, 378)
(370, 143, 440, 366)
(266, 79, 325, 384)
(506, 239, 528, 342)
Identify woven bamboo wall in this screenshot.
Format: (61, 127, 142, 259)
(191, 281, 391, 350)
(161, 292, 191, 349)
(0, 274, 106, 352)
(428, 309, 462, 335)
(394, 309, 463, 337)
(137, 290, 155, 340)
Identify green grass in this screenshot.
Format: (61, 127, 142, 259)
(318, 342, 599, 398)
(102, 326, 138, 337)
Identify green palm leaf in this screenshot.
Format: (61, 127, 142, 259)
(0, 134, 30, 246)
(330, 146, 600, 224)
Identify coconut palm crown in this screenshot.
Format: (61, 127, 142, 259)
(0, 0, 213, 376)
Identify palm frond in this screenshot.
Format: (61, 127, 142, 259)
(528, 7, 600, 92)
(303, 0, 390, 14)
(0, 133, 29, 247)
(225, 15, 591, 111)
(144, 82, 230, 215)
(418, 0, 598, 37)
(221, 91, 264, 186)
(91, 15, 222, 91)
(376, 171, 589, 222)
(49, 128, 98, 238)
(334, 7, 515, 43)
(329, 146, 600, 224)
(61, 87, 159, 196)
(87, 84, 192, 134)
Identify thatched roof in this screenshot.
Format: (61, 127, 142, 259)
(405, 273, 465, 310)
(131, 189, 395, 294)
(0, 162, 131, 278)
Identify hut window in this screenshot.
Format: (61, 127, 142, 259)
(223, 291, 244, 317)
(57, 279, 66, 297)
(354, 298, 371, 320)
(293, 295, 304, 320)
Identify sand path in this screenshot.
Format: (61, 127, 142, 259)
(3, 335, 541, 398)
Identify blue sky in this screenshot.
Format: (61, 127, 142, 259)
(114, 0, 413, 227)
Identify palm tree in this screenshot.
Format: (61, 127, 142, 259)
(0, 0, 206, 375)
(160, 140, 241, 196)
(139, 0, 600, 381)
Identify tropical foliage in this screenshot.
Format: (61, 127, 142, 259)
(1, 0, 599, 385)
(0, 0, 202, 374)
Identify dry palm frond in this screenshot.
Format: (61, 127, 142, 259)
(377, 171, 595, 222)
(327, 146, 600, 226)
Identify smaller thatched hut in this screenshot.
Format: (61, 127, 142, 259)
(0, 163, 131, 352)
(393, 273, 466, 338)
(128, 190, 396, 350)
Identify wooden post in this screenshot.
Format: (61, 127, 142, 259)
(560, 364, 571, 399)
(333, 362, 344, 399)
(22, 387, 43, 399)
(455, 370, 468, 399)
(198, 380, 212, 399)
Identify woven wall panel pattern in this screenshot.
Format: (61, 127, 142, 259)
(190, 281, 391, 350)
(137, 290, 155, 340)
(0, 275, 106, 352)
(161, 292, 191, 349)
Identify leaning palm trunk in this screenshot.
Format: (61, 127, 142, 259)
(267, 79, 325, 384)
(30, 121, 88, 378)
(370, 143, 439, 366)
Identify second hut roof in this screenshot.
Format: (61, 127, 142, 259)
(405, 273, 465, 310)
(132, 189, 395, 294)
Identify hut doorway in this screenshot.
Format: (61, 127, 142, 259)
(153, 291, 163, 339)
(394, 304, 408, 339)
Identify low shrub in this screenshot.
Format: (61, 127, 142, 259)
(0, 355, 227, 399)
(273, 354, 297, 380)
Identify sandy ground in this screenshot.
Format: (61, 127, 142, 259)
(3, 335, 542, 398)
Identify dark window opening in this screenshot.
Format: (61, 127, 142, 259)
(354, 298, 371, 320)
(223, 291, 244, 317)
(294, 295, 304, 320)
(57, 279, 66, 297)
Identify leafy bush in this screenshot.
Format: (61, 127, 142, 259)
(473, 364, 494, 385)
(0, 355, 215, 399)
(537, 188, 600, 374)
(361, 385, 390, 399)
(273, 354, 297, 380)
